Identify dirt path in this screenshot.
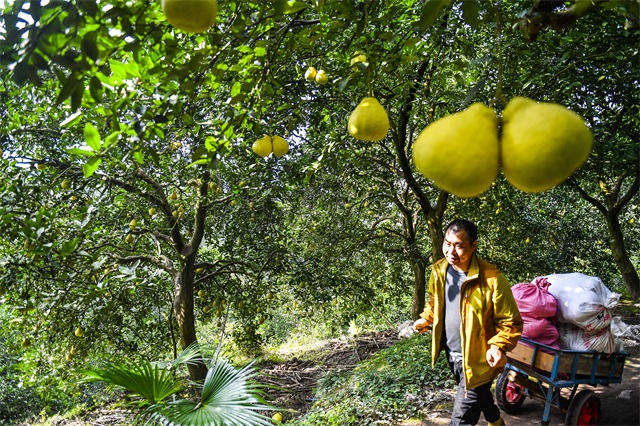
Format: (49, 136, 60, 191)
(500, 355, 638, 426)
(257, 330, 400, 418)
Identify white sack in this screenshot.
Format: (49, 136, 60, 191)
(545, 273, 620, 331)
(557, 321, 616, 353)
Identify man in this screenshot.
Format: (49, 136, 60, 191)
(414, 220, 522, 426)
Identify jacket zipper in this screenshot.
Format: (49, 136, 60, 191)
(460, 283, 470, 397)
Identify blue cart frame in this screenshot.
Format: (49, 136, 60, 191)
(495, 337, 628, 425)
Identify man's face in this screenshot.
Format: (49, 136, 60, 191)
(442, 229, 477, 272)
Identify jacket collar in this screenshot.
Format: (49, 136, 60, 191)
(436, 253, 480, 282)
(466, 253, 480, 281)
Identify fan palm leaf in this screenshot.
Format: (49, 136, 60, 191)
(83, 343, 280, 426)
(146, 356, 276, 426)
(83, 361, 185, 405)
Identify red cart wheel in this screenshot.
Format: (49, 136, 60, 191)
(495, 371, 526, 413)
(565, 389, 601, 426)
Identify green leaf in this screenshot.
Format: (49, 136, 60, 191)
(60, 111, 83, 128)
(230, 81, 242, 98)
(84, 123, 101, 151)
(81, 33, 99, 61)
(463, 78, 486, 105)
(67, 148, 95, 157)
(461, 0, 482, 29)
(133, 149, 144, 164)
(82, 156, 102, 177)
(338, 75, 352, 92)
(60, 238, 80, 257)
(55, 76, 81, 106)
(89, 75, 102, 101)
(417, 0, 452, 32)
(274, 0, 307, 16)
(71, 81, 85, 111)
(104, 131, 120, 149)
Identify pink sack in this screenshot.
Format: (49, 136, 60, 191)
(522, 316, 560, 349)
(512, 277, 558, 318)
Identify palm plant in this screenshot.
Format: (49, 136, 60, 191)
(82, 344, 278, 425)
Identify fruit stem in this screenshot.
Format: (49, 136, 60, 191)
(492, 1, 508, 108)
(364, 1, 373, 97)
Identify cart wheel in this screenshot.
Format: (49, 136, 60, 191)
(495, 370, 525, 414)
(565, 389, 601, 426)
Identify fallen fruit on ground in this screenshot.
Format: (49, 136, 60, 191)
(271, 135, 289, 157)
(501, 97, 593, 193)
(315, 69, 328, 85)
(348, 97, 390, 141)
(413, 103, 499, 198)
(305, 66, 317, 81)
(162, 0, 218, 33)
(252, 135, 272, 157)
(272, 412, 283, 423)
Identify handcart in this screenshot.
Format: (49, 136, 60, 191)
(495, 337, 628, 425)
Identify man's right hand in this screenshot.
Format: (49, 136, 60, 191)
(413, 318, 431, 333)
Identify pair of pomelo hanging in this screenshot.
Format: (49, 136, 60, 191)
(412, 97, 593, 197)
(252, 135, 289, 158)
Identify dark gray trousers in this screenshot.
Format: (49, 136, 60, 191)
(449, 359, 501, 426)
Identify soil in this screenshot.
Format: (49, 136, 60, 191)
(257, 329, 401, 419)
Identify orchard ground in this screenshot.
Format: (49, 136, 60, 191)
(30, 302, 639, 426)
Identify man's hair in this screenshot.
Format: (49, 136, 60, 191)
(444, 219, 478, 243)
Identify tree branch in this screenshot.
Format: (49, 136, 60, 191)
(516, 0, 613, 42)
(115, 254, 177, 279)
(568, 177, 608, 216)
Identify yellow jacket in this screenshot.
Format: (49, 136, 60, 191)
(418, 254, 523, 389)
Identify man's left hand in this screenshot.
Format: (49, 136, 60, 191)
(486, 345, 507, 368)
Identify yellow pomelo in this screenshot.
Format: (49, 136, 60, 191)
(162, 0, 218, 33)
(304, 67, 317, 81)
(347, 97, 389, 141)
(413, 103, 499, 198)
(252, 135, 272, 157)
(350, 52, 367, 71)
(271, 135, 289, 157)
(501, 97, 593, 193)
(315, 69, 328, 85)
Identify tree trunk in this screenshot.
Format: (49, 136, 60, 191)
(410, 205, 446, 319)
(173, 271, 208, 382)
(606, 212, 640, 299)
(427, 208, 445, 261)
(411, 258, 427, 320)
